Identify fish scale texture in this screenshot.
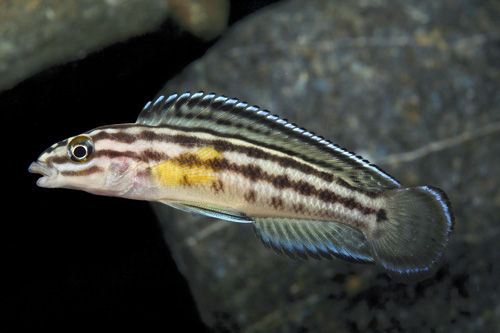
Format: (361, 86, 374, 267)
(152, 0, 500, 331)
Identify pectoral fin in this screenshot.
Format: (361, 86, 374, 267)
(159, 200, 253, 223)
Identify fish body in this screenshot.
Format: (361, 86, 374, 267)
(29, 92, 454, 283)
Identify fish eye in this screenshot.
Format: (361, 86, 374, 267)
(67, 136, 94, 163)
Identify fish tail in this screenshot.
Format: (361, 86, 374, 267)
(368, 186, 454, 283)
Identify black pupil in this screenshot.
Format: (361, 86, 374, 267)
(73, 145, 87, 159)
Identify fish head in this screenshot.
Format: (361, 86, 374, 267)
(29, 130, 141, 197)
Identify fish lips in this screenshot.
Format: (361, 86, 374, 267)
(28, 161, 58, 188)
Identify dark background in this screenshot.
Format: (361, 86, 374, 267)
(0, 1, 282, 331)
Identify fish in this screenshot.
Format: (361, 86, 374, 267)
(28, 92, 454, 283)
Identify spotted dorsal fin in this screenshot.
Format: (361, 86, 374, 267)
(137, 92, 400, 191)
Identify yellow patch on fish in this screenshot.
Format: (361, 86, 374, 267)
(150, 146, 222, 186)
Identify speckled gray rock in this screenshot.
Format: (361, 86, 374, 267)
(153, 0, 500, 331)
(0, 0, 228, 91)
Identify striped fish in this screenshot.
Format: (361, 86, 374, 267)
(29, 92, 454, 283)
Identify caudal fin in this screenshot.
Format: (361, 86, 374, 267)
(368, 186, 454, 283)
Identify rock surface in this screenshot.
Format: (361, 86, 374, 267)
(152, 0, 500, 331)
(0, 0, 228, 91)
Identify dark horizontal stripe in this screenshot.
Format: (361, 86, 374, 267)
(208, 158, 377, 219)
(47, 149, 132, 165)
(81, 141, 377, 219)
(91, 126, 380, 198)
(171, 149, 214, 168)
(48, 147, 170, 166)
(95, 149, 141, 160)
(60, 165, 103, 177)
(50, 155, 70, 164)
(94, 124, 343, 172)
(128, 141, 377, 218)
(91, 128, 335, 180)
(141, 149, 170, 162)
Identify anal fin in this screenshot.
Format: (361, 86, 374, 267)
(254, 218, 374, 264)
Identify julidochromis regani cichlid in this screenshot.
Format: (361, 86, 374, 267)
(29, 92, 454, 283)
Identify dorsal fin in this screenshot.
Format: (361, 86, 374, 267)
(137, 92, 400, 191)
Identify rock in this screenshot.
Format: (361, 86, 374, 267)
(169, 0, 229, 40)
(152, 0, 500, 331)
(0, 0, 228, 91)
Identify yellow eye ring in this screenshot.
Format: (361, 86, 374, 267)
(67, 136, 94, 163)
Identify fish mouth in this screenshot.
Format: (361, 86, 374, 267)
(28, 161, 58, 188)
